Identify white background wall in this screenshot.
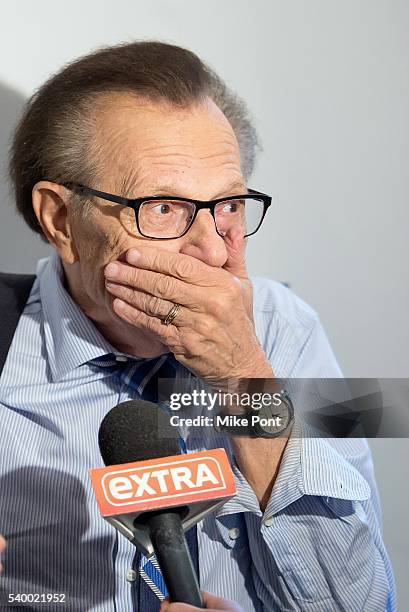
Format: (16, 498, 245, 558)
(0, 0, 408, 607)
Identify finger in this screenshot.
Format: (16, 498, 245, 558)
(112, 298, 181, 348)
(105, 282, 189, 326)
(202, 591, 240, 610)
(161, 591, 241, 611)
(157, 591, 242, 612)
(125, 246, 219, 286)
(105, 263, 202, 309)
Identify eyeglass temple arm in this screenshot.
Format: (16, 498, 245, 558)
(61, 182, 130, 206)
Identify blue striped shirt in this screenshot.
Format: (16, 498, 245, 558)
(0, 252, 395, 611)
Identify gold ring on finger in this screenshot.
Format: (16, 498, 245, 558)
(163, 303, 181, 326)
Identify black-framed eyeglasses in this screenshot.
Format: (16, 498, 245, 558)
(62, 182, 272, 240)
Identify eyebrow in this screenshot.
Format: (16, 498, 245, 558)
(146, 181, 248, 200)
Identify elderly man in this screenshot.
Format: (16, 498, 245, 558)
(0, 42, 394, 611)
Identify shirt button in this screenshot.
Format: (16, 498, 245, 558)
(116, 355, 128, 362)
(263, 516, 273, 527)
(228, 527, 240, 540)
(126, 569, 137, 582)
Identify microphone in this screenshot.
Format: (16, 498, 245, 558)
(90, 400, 236, 607)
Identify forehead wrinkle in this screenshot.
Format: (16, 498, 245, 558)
(135, 165, 245, 199)
(142, 146, 239, 160)
(115, 162, 244, 198)
(133, 129, 239, 154)
(106, 144, 241, 196)
(148, 161, 241, 175)
(145, 154, 240, 170)
(120, 137, 240, 162)
(135, 139, 241, 165)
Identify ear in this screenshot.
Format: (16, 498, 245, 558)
(32, 181, 79, 264)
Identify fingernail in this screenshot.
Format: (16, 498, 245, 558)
(127, 249, 140, 264)
(105, 263, 119, 278)
(105, 281, 119, 290)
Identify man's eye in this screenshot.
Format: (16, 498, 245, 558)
(221, 201, 242, 213)
(152, 203, 172, 215)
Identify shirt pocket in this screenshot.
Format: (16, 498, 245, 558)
(281, 566, 335, 607)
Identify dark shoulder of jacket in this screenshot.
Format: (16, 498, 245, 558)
(0, 272, 36, 377)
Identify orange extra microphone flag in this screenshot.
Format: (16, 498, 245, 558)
(90, 448, 236, 518)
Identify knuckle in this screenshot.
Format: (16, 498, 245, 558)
(145, 314, 159, 332)
(182, 332, 199, 356)
(155, 275, 174, 298)
(174, 257, 195, 280)
(122, 286, 135, 302)
(123, 266, 136, 286)
(210, 295, 226, 319)
(129, 310, 144, 324)
(195, 316, 213, 337)
(149, 296, 164, 316)
(150, 251, 162, 271)
(166, 333, 185, 355)
(226, 279, 241, 300)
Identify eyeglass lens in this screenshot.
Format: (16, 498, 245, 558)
(134, 197, 265, 238)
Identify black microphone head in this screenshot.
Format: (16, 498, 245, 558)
(98, 399, 181, 466)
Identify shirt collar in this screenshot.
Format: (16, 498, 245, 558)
(39, 252, 116, 382)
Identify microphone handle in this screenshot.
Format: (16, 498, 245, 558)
(147, 510, 204, 608)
